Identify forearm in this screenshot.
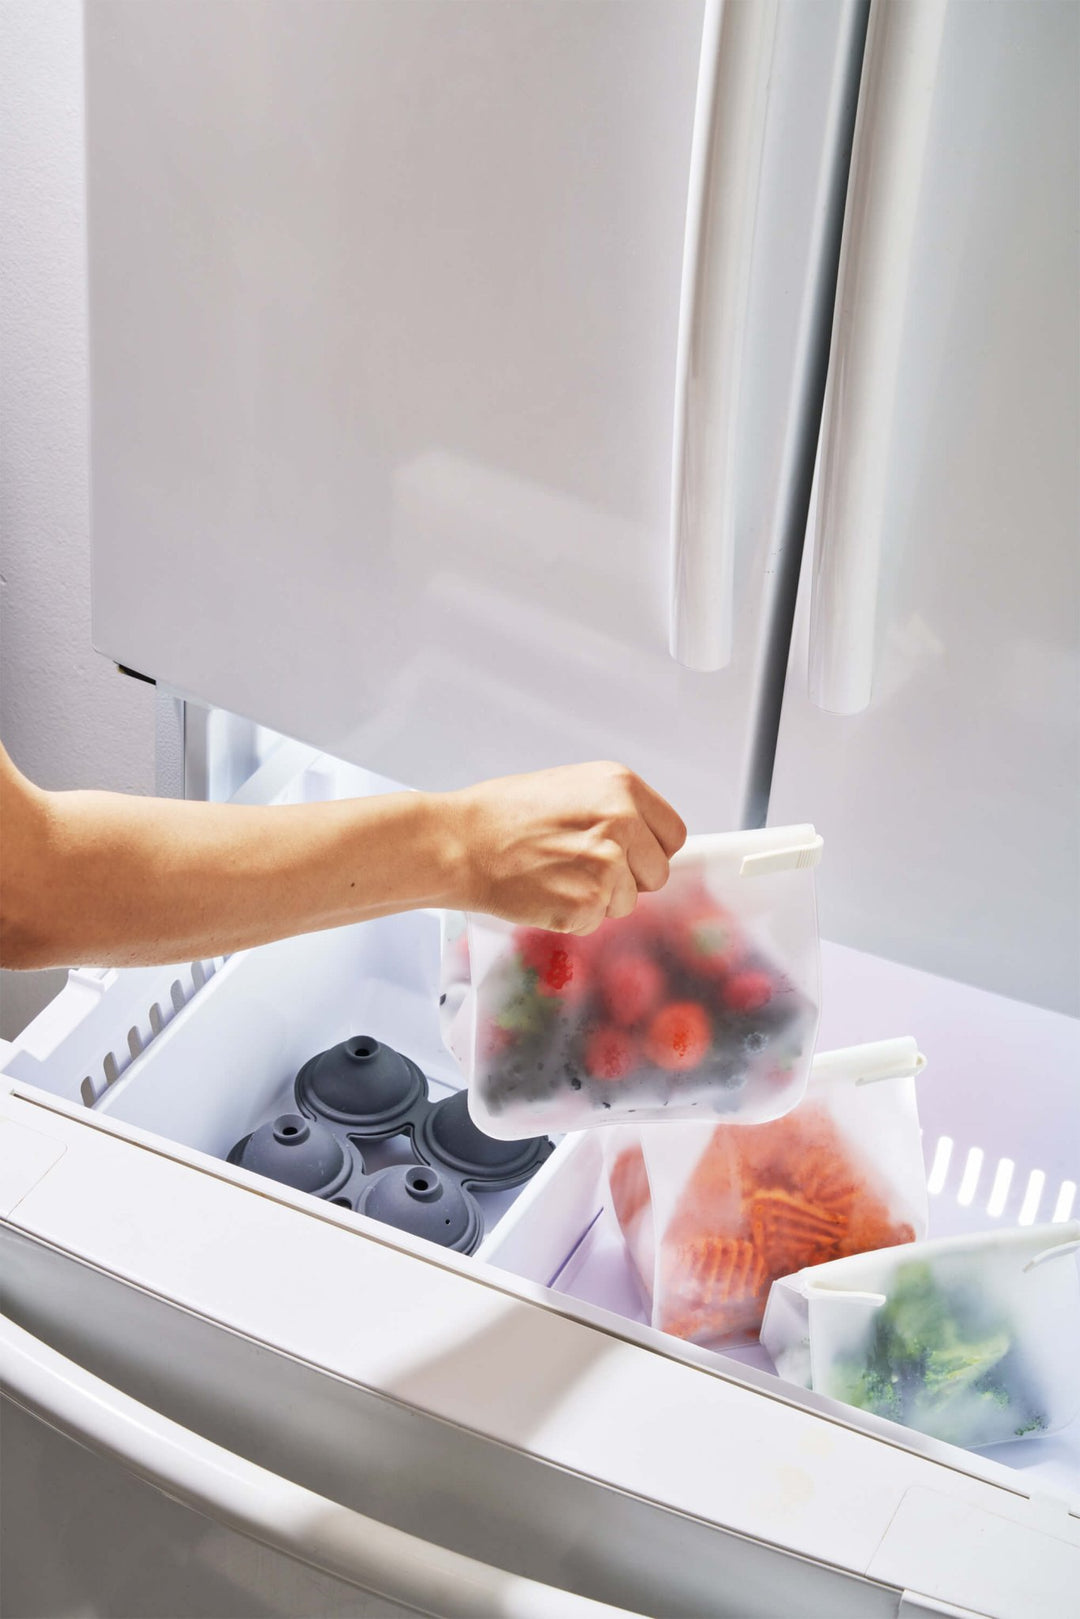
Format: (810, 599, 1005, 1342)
(2, 741, 685, 970)
(6, 786, 464, 969)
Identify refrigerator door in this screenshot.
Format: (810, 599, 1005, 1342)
(767, 0, 1080, 1013)
(86, 0, 852, 827)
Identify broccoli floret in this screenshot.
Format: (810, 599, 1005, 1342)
(880, 1262, 950, 1359)
(1013, 1414, 1047, 1439)
(495, 972, 554, 1038)
(978, 1381, 1012, 1409)
(922, 1331, 1011, 1400)
(833, 1362, 903, 1421)
(829, 1261, 1034, 1445)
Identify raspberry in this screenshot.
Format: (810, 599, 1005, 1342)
(515, 930, 589, 1003)
(722, 970, 773, 1014)
(584, 1025, 637, 1082)
(599, 951, 664, 1028)
(644, 1002, 711, 1072)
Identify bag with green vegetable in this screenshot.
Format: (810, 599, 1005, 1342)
(761, 1221, 1080, 1449)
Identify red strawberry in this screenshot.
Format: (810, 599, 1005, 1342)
(599, 951, 665, 1028)
(645, 1002, 711, 1072)
(515, 930, 590, 1004)
(585, 905, 660, 958)
(584, 1025, 637, 1082)
(668, 898, 740, 980)
(722, 970, 773, 1014)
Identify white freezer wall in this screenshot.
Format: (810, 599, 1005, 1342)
(769, 0, 1080, 1015)
(0, 0, 155, 1041)
(86, 0, 848, 832)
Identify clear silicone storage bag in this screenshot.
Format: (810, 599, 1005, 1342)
(456, 826, 823, 1141)
(605, 1037, 929, 1349)
(760, 1221, 1080, 1448)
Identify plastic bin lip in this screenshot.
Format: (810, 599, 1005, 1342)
(796, 1218, 1080, 1297)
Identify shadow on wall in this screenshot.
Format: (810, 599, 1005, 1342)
(0, 971, 70, 1043)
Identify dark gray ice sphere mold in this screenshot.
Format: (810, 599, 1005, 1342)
(226, 1034, 552, 1255)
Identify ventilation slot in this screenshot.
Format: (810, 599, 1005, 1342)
(926, 1135, 953, 1196)
(77, 958, 222, 1107)
(1017, 1169, 1046, 1227)
(985, 1157, 1015, 1219)
(1052, 1180, 1077, 1223)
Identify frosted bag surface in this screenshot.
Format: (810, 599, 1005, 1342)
(460, 830, 821, 1139)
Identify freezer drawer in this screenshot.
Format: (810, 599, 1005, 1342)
(4, 1080, 1079, 1619)
(2, 925, 1079, 1615)
(0, 1397, 413, 1619)
(3, 747, 1078, 1617)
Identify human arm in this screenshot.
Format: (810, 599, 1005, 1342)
(0, 744, 685, 970)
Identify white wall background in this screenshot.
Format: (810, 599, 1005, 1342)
(1, 0, 155, 1038)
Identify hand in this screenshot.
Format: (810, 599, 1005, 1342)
(443, 761, 687, 934)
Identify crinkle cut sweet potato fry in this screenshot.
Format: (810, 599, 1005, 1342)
(608, 1099, 919, 1350)
(749, 1186, 843, 1274)
(609, 1144, 651, 1231)
(660, 1236, 767, 1343)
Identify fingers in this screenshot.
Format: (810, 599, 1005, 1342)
(627, 773, 687, 859)
(604, 861, 639, 921)
(625, 825, 670, 894)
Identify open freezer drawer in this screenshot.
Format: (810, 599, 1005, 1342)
(2, 754, 1079, 1619)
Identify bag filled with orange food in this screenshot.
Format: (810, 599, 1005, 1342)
(604, 1037, 928, 1349)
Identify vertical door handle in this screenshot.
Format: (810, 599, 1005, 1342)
(670, 0, 778, 672)
(807, 0, 947, 714)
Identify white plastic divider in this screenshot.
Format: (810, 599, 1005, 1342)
(0, 1314, 648, 1619)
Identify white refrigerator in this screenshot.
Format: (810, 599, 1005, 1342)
(2, 3, 1078, 1617)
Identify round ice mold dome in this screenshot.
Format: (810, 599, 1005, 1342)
(227, 1113, 352, 1200)
(295, 1035, 427, 1131)
(355, 1164, 482, 1254)
(416, 1089, 552, 1186)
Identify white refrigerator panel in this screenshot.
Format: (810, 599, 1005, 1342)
(769, 0, 1080, 1013)
(87, 0, 847, 827)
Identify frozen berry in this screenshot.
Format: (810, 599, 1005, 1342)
(480, 1022, 515, 1060)
(644, 1002, 711, 1072)
(515, 930, 589, 1003)
(722, 970, 773, 1014)
(584, 1026, 637, 1082)
(599, 951, 665, 1027)
(668, 900, 740, 979)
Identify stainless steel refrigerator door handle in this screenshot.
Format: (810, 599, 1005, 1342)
(807, 0, 947, 715)
(670, 0, 778, 673)
(0, 1314, 648, 1619)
